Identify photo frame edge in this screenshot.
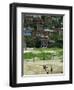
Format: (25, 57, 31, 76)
(10, 3, 72, 87)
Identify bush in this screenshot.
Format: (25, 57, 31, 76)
(35, 37, 41, 48)
(25, 36, 36, 47)
(48, 40, 63, 48)
(55, 40, 63, 48)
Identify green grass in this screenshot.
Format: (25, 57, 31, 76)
(23, 48, 63, 61)
(24, 52, 34, 59)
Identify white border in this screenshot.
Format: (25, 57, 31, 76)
(16, 7, 70, 83)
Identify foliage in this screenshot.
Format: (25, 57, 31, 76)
(23, 15, 63, 48)
(35, 37, 41, 48)
(24, 36, 35, 47)
(24, 15, 63, 30)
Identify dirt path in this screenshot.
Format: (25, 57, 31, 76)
(23, 60, 63, 75)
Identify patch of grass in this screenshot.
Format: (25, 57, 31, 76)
(24, 52, 34, 59)
(24, 52, 52, 60)
(35, 52, 53, 60)
(24, 48, 63, 61)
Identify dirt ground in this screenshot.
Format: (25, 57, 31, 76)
(23, 60, 63, 75)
